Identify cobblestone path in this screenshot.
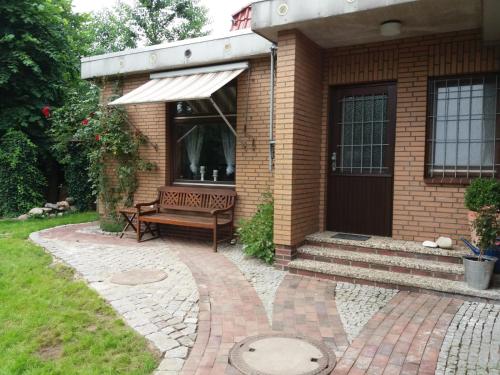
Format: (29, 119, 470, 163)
(31, 223, 500, 375)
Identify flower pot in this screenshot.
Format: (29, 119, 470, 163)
(463, 255, 498, 290)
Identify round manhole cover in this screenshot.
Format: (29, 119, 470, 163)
(229, 334, 335, 375)
(110, 269, 167, 285)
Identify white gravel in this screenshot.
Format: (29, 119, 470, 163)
(218, 243, 285, 323)
(335, 282, 398, 342)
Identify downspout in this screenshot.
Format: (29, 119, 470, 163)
(269, 44, 277, 172)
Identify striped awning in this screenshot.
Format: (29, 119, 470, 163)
(108, 62, 248, 106)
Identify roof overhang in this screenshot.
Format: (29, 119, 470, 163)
(251, 0, 489, 48)
(81, 29, 272, 79)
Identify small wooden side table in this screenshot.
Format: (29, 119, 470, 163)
(119, 207, 156, 239)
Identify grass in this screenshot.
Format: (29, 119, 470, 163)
(0, 212, 159, 375)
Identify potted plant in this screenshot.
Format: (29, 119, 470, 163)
(463, 206, 499, 289)
(464, 178, 500, 244)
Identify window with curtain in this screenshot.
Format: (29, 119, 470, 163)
(426, 74, 499, 178)
(172, 82, 237, 185)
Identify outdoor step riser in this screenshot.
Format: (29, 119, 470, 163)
(297, 252, 464, 281)
(288, 267, 499, 303)
(305, 239, 464, 264)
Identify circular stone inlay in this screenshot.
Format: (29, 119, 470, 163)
(110, 269, 168, 285)
(229, 334, 335, 375)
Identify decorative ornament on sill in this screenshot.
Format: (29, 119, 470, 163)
(213, 169, 218, 182)
(200, 166, 206, 181)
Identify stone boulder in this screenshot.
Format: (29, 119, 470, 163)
(422, 240, 438, 248)
(29, 207, 44, 216)
(436, 236, 453, 249)
(66, 197, 75, 205)
(57, 201, 70, 210)
(17, 214, 29, 221)
(41, 207, 52, 213)
(45, 203, 59, 210)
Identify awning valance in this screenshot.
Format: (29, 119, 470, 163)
(108, 62, 248, 106)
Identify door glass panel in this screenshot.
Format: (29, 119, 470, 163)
(338, 93, 388, 174)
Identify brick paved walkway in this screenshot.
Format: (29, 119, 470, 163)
(32, 224, 499, 375)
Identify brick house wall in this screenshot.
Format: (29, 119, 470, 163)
(100, 57, 274, 223)
(319, 29, 500, 243)
(101, 74, 168, 206)
(274, 30, 323, 267)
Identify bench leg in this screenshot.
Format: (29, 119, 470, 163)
(137, 218, 142, 242)
(213, 226, 218, 252)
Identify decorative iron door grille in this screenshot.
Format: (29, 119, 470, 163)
(337, 94, 389, 175)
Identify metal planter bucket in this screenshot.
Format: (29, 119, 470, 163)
(463, 255, 498, 290)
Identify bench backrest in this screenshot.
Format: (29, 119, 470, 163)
(157, 186, 236, 213)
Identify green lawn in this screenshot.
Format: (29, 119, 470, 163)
(0, 213, 159, 375)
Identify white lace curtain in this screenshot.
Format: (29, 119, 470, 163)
(221, 127, 236, 175)
(185, 126, 204, 174)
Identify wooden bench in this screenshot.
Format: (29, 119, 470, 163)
(135, 186, 236, 251)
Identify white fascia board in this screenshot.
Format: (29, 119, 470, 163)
(251, 0, 417, 41)
(81, 30, 272, 79)
(150, 61, 249, 79)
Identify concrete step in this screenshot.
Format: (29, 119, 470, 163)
(297, 245, 464, 281)
(288, 258, 500, 302)
(305, 232, 469, 264)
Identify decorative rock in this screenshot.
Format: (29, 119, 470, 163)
(17, 214, 29, 221)
(41, 207, 52, 213)
(29, 207, 44, 216)
(44, 203, 59, 210)
(436, 236, 453, 249)
(65, 197, 75, 205)
(57, 201, 70, 210)
(422, 240, 438, 248)
(69, 205, 78, 212)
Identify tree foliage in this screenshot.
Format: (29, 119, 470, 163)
(82, 3, 138, 55)
(0, 0, 84, 132)
(131, 0, 209, 45)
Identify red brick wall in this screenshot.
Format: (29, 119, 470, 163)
(235, 57, 274, 221)
(101, 74, 168, 206)
(101, 59, 274, 223)
(274, 30, 323, 253)
(321, 29, 500, 242)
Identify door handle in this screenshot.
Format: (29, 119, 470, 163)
(331, 152, 337, 172)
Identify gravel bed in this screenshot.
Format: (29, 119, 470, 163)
(218, 243, 285, 323)
(335, 282, 398, 342)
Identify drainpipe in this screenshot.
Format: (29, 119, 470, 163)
(269, 44, 277, 172)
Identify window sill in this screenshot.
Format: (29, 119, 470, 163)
(173, 181, 236, 189)
(424, 177, 478, 186)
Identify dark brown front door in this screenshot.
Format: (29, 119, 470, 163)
(327, 83, 397, 237)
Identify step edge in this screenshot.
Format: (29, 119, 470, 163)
(288, 259, 500, 301)
(297, 246, 464, 274)
(305, 234, 469, 258)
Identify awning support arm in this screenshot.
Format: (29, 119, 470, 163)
(209, 97, 237, 137)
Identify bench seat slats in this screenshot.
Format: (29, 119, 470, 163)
(140, 213, 231, 228)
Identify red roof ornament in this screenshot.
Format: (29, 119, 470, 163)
(230, 4, 252, 31)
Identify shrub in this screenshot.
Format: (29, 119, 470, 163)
(100, 217, 124, 233)
(50, 81, 99, 211)
(464, 178, 500, 212)
(238, 192, 275, 264)
(473, 206, 499, 256)
(0, 130, 46, 216)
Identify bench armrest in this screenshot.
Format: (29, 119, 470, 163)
(135, 199, 159, 212)
(210, 205, 235, 216)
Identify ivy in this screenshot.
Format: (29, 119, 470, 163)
(0, 130, 46, 216)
